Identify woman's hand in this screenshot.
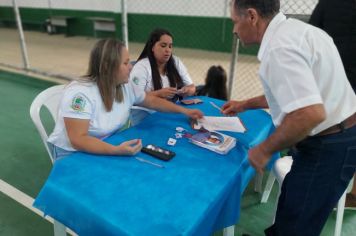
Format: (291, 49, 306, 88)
(177, 84, 196, 97)
(140, 94, 204, 119)
(183, 108, 204, 120)
(156, 87, 177, 99)
(114, 139, 142, 156)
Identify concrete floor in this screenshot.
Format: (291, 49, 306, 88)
(0, 27, 263, 100)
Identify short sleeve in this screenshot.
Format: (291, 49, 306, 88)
(130, 60, 151, 92)
(60, 88, 93, 120)
(127, 80, 146, 105)
(263, 47, 323, 114)
(174, 56, 193, 86)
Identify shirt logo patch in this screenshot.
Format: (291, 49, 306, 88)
(133, 77, 139, 85)
(71, 95, 86, 111)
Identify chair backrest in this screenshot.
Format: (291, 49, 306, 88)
(30, 84, 65, 163)
(273, 155, 293, 184)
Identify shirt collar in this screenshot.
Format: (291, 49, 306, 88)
(257, 12, 286, 61)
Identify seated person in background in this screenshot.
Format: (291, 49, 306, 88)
(130, 28, 196, 102)
(47, 38, 203, 160)
(196, 65, 228, 100)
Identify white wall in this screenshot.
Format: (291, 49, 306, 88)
(127, 0, 230, 17)
(0, 0, 318, 16)
(0, 0, 121, 12)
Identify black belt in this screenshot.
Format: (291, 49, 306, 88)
(316, 112, 356, 136)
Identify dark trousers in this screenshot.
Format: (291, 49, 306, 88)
(265, 125, 356, 236)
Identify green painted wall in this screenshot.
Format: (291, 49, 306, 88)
(0, 7, 258, 55)
(0, 7, 121, 37)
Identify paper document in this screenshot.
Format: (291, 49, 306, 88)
(193, 116, 246, 133)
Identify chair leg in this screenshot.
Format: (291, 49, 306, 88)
(223, 225, 235, 236)
(54, 220, 67, 236)
(261, 171, 276, 203)
(254, 172, 264, 193)
(334, 177, 354, 236)
(271, 186, 282, 224)
(334, 189, 347, 236)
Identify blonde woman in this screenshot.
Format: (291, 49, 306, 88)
(48, 38, 203, 160)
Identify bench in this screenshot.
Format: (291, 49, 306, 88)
(86, 17, 116, 38)
(46, 16, 74, 35)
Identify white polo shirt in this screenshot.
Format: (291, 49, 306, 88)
(258, 12, 356, 135)
(47, 80, 145, 151)
(129, 56, 193, 92)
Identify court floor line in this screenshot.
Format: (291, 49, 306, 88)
(0, 178, 76, 235)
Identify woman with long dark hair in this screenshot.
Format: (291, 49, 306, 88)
(196, 65, 228, 100)
(130, 28, 196, 102)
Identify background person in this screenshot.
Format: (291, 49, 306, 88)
(309, 0, 356, 93)
(196, 65, 228, 100)
(309, 0, 356, 209)
(47, 38, 203, 160)
(223, 0, 356, 235)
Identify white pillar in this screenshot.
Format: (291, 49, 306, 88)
(12, 0, 30, 70)
(121, 0, 129, 49)
(228, 35, 239, 100)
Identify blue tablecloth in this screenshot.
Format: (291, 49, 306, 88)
(34, 96, 278, 236)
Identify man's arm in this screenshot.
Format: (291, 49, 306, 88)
(249, 104, 326, 173)
(221, 95, 268, 116)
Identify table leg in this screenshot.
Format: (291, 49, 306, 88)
(254, 173, 263, 193)
(223, 225, 235, 236)
(54, 220, 67, 236)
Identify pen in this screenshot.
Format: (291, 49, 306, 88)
(135, 157, 164, 168)
(210, 101, 222, 112)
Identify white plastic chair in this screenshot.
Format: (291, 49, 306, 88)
(30, 84, 67, 236)
(260, 156, 354, 236)
(30, 84, 65, 163)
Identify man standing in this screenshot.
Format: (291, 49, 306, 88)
(222, 0, 356, 235)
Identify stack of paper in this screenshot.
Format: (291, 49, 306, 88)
(192, 116, 246, 133)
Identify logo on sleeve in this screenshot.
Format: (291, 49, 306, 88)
(71, 95, 86, 111)
(132, 77, 139, 85)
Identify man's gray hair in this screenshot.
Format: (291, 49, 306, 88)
(233, 0, 280, 19)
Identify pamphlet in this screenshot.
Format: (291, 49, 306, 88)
(189, 128, 236, 155)
(192, 116, 246, 133)
(180, 98, 203, 105)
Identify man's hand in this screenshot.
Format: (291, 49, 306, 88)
(248, 144, 272, 174)
(221, 100, 246, 116)
(114, 139, 142, 156)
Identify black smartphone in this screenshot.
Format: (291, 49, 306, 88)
(141, 144, 175, 161)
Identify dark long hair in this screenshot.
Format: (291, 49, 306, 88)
(137, 28, 184, 90)
(83, 38, 125, 112)
(198, 65, 228, 100)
